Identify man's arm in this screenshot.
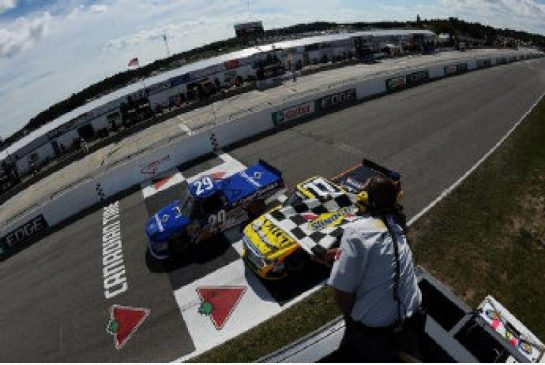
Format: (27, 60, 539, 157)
(332, 287, 355, 317)
(328, 228, 366, 317)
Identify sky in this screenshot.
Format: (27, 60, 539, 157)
(1, 0, 545, 139)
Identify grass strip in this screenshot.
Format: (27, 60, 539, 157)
(410, 97, 545, 338)
(194, 97, 545, 362)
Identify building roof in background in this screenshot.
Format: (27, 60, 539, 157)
(0, 29, 434, 161)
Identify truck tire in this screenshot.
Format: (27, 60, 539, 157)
(247, 200, 266, 221)
(169, 231, 191, 256)
(284, 249, 310, 273)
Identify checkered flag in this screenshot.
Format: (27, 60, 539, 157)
(264, 193, 362, 254)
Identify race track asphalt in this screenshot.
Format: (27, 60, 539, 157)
(1, 58, 545, 362)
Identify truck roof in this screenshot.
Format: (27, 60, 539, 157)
(221, 160, 282, 205)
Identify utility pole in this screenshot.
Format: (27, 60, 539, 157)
(163, 34, 171, 58)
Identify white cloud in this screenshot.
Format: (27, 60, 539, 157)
(0, 11, 53, 57)
(89, 4, 108, 13)
(0, 0, 17, 15)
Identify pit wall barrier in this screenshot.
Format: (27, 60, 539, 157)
(1, 50, 543, 254)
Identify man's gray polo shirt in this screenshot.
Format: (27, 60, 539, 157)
(328, 215, 422, 327)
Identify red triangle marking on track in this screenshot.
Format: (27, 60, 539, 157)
(107, 305, 150, 350)
(152, 176, 172, 190)
(196, 286, 246, 330)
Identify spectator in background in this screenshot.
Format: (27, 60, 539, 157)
(80, 138, 89, 155)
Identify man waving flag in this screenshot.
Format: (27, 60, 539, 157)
(128, 57, 139, 67)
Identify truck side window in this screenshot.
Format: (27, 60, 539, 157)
(199, 193, 224, 215)
(283, 190, 304, 206)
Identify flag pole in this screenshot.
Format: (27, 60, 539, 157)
(140, 63, 147, 96)
(128, 57, 147, 95)
(163, 34, 171, 58)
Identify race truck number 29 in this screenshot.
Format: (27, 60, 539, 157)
(194, 177, 214, 196)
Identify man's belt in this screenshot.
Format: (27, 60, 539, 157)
(346, 318, 397, 336)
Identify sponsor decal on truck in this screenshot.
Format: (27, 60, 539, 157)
(317, 89, 357, 111)
(272, 101, 315, 125)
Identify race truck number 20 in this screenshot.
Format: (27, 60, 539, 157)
(208, 210, 227, 226)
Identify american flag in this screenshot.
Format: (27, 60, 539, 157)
(128, 57, 139, 67)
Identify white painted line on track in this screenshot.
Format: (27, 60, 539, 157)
(407, 89, 545, 226)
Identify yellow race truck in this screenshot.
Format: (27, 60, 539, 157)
(242, 159, 402, 279)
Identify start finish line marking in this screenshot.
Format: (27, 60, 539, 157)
(101, 201, 128, 299)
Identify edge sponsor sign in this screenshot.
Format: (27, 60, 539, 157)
(406, 70, 429, 86)
(272, 101, 315, 125)
(477, 59, 492, 68)
(444, 65, 458, 75)
(386, 75, 406, 92)
(456, 63, 468, 73)
(317, 89, 357, 111)
(445, 63, 468, 76)
(1, 214, 49, 252)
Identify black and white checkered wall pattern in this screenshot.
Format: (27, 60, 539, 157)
(96, 183, 106, 201)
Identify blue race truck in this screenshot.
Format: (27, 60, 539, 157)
(145, 160, 284, 259)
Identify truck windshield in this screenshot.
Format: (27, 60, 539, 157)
(178, 193, 194, 217)
(283, 190, 304, 207)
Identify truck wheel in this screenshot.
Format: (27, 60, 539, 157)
(284, 249, 309, 273)
(247, 200, 266, 220)
(169, 232, 191, 256)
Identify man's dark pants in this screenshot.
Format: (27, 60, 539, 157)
(337, 319, 400, 362)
